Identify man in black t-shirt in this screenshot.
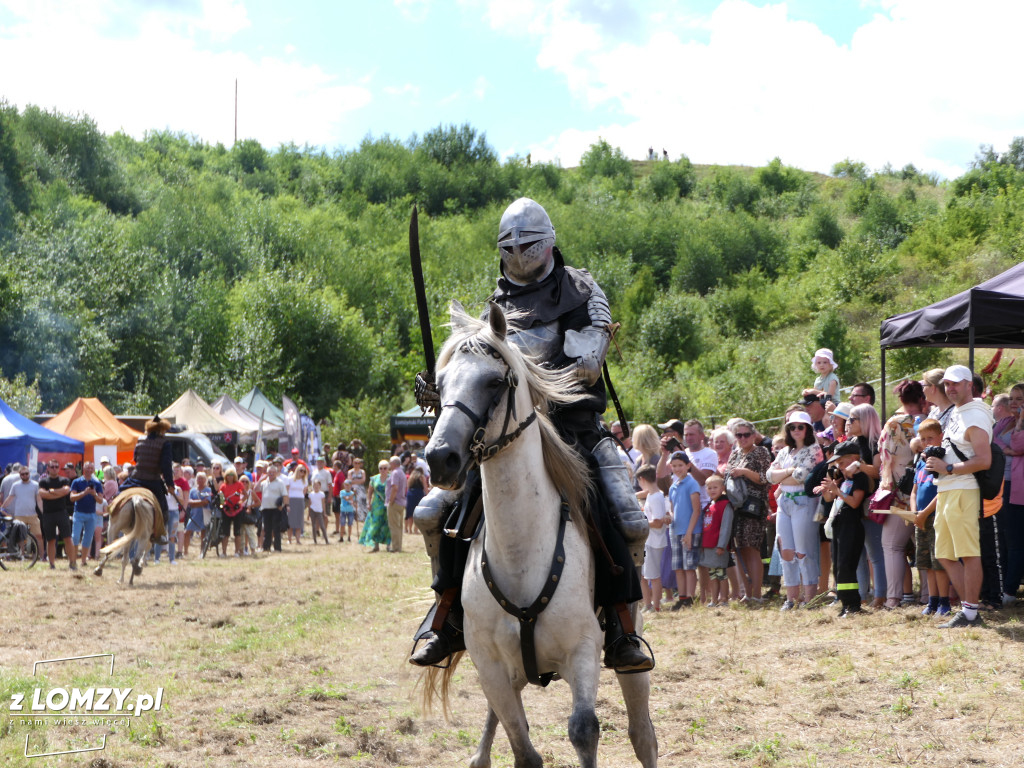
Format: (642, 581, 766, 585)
(37, 460, 77, 571)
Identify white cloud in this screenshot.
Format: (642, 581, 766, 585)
(394, 0, 430, 23)
(489, 0, 1024, 175)
(0, 0, 370, 148)
(473, 75, 489, 100)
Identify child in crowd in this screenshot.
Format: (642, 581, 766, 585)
(307, 479, 329, 544)
(339, 480, 356, 542)
(812, 348, 841, 406)
(667, 451, 701, 610)
(912, 419, 951, 616)
(700, 474, 734, 607)
(636, 464, 668, 612)
(818, 442, 869, 616)
(817, 402, 852, 444)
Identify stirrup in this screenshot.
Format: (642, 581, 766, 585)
(409, 625, 465, 669)
(604, 633, 656, 675)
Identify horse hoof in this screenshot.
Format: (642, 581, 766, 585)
(93, 567, 103, 577)
(132, 564, 143, 576)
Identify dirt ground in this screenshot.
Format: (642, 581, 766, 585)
(2, 532, 1023, 768)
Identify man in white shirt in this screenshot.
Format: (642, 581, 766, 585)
(681, 419, 718, 508)
(924, 365, 993, 629)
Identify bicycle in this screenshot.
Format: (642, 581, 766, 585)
(0, 514, 39, 570)
(200, 506, 224, 559)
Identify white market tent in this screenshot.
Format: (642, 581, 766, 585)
(162, 389, 250, 440)
(210, 394, 283, 440)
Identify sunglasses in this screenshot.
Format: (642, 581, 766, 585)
(787, 424, 808, 430)
(849, 416, 860, 422)
(19, 473, 29, 477)
(734, 432, 752, 438)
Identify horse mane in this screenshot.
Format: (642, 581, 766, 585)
(437, 303, 594, 529)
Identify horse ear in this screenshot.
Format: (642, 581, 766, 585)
(449, 299, 468, 329)
(487, 301, 507, 340)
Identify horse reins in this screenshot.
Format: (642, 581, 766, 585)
(442, 337, 568, 687)
(442, 340, 538, 466)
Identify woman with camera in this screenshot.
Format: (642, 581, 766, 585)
(847, 403, 884, 607)
(877, 380, 929, 608)
(726, 419, 771, 603)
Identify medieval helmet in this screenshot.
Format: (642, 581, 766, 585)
(497, 198, 556, 284)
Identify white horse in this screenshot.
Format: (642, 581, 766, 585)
(94, 491, 155, 586)
(422, 301, 657, 768)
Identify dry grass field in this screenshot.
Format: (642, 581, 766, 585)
(2, 533, 1023, 768)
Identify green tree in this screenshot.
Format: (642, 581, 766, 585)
(579, 139, 633, 189)
(635, 291, 706, 365)
(418, 123, 497, 168)
(0, 372, 42, 416)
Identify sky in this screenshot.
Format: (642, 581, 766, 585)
(2, 0, 1023, 179)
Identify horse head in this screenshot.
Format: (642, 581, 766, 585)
(426, 301, 528, 490)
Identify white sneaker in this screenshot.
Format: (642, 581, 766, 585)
(1002, 593, 1017, 607)
(780, 599, 795, 611)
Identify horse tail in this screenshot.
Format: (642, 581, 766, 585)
(418, 650, 465, 721)
(99, 497, 150, 556)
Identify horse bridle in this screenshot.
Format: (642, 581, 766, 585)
(442, 340, 538, 466)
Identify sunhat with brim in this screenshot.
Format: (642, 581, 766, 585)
(812, 348, 838, 371)
(832, 402, 853, 420)
(786, 411, 814, 427)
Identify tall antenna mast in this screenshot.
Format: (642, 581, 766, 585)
(234, 78, 238, 145)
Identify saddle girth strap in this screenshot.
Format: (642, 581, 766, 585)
(479, 500, 570, 687)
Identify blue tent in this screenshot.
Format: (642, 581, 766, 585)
(0, 397, 85, 468)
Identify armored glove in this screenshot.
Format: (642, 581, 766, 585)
(415, 370, 440, 412)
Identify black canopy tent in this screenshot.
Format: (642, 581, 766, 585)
(878, 261, 1024, 415)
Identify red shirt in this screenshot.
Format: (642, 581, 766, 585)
(332, 469, 347, 496)
(220, 481, 246, 517)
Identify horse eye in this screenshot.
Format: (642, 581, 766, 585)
(486, 376, 504, 390)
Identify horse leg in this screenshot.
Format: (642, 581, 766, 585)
(118, 549, 129, 585)
(561, 646, 601, 768)
(468, 707, 498, 768)
(93, 552, 109, 577)
(474, 661, 541, 768)
(618, 671, 658, 768)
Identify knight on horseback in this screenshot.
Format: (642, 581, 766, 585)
(119, 415, 176, 544)
(411, 197, 653, 674)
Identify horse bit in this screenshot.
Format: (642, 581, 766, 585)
(442, 340, 538, 466)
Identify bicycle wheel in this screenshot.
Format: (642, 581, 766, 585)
(0, 535, 39, 570)
(200, 515, 220, 559)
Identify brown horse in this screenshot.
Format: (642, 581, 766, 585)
(94, 490, 156, 586)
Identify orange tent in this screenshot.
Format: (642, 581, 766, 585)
(42, 397, 142, 466)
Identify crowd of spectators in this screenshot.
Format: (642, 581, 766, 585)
(4, 353, 1021, 633)
(0, 439, 435, 568)
(622, 352, 1020, 629)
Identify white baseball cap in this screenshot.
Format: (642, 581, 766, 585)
(941, 364, 973, 383)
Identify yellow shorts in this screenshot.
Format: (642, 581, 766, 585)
(934, 488, 981, 560)
(15, 514, 42, 539)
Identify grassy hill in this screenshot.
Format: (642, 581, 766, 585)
(2, 105, 1023, 448)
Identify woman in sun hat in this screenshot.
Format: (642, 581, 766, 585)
(767, 411, 825, 609)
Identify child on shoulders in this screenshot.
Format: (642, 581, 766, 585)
(812, 348, 841, 406)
